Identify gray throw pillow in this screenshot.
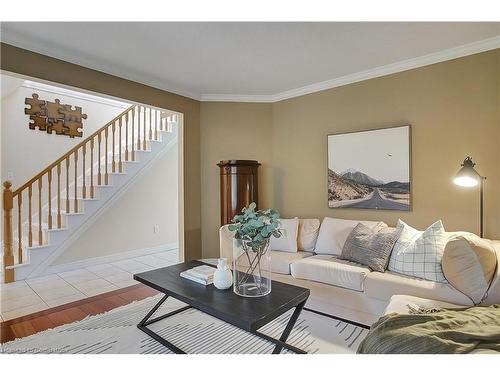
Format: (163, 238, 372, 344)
(341, 223, 402, 272)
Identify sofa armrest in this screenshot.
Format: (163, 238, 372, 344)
(219, 225, 234, 261)
(483, 240, 500, 304)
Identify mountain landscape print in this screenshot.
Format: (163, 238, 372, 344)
(327, 125, 411, 211)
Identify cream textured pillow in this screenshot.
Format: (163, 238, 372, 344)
(315, 217, 387, 256)
(388, 220, 447, 282)
(297, 218, 320, 252)
(269, 217, 299, 253)
(443, 236, 497, 304)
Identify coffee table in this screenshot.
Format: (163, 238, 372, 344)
(133, 260, 310, 354)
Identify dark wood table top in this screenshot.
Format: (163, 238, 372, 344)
(134, 260, 310, 331)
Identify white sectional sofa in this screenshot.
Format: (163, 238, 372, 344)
(219, 220, 500, 326)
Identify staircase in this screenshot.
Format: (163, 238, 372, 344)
(2, 104, 179, 282)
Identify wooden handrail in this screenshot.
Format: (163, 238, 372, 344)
(12, 105, 136, 196)
(3, 103, 176, 282)
(3, 181, 15, 283)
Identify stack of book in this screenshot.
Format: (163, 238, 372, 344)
(180, 265, 215, 285)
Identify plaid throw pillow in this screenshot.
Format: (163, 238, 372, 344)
(388, 220, 447, 283)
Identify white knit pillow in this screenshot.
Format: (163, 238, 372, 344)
(269, 217, 299, 253)
(297, 218, 320, 252)
(388, 220, 447, 282)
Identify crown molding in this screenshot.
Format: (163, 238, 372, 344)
(3, 30, 499, 104)
(1, 30, 201, 102)
(198, 94, 276, 103)
(22, 80, 130, 109)
(201, 35, 500, 103)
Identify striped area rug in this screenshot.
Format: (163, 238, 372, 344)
(1, 295, 368, 354)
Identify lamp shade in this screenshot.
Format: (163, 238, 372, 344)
(453, 157, 480, 187)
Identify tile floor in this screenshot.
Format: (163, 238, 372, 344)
(0, 248, 179, 321)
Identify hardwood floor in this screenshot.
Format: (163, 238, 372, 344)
(1, 284, 159, 344)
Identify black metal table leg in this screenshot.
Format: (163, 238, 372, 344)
(250, 300, 307, 354)
(272, 300, 306, 354)
(137, 294, 308, 354)
(137, 294, 192, 354)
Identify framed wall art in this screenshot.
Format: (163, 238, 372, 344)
(327, 125, 411, 211)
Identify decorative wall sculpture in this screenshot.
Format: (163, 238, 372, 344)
(24, 93, 87, 138)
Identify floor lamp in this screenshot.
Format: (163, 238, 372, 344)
(453, 156, 486, 238)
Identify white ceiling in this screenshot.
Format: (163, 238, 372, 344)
(1, 22, 499, 102)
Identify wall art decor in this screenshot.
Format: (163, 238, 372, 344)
(327, 125, 411, 211)
(24, 93, 87, 138)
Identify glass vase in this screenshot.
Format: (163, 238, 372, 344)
(232, 238, 271, 297)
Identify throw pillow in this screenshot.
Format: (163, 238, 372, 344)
(442, 235, 497, 304)
(297, 218, 320, 252)
(315, 217, 387, 256)
(341, 223, 402, 272)
(269, 217, 299, 253)
(388, 219, 447, 282)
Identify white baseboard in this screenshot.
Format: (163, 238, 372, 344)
(43, 242, 178, 275)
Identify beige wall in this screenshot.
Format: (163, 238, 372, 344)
(200, 103, 273, 257)
(1, 43, 202, 260)
(54, 143, 178, 264)
(3, 43, 499, 262)
(201, 50, 500, 257)
(1, 75, 128, 187)
(271, 50, 500, 237)
(498, 52, 500, 223)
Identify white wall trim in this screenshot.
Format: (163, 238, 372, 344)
(200, 35, 500, 103)
(22, 80, 130, 109)
(199, 94, 276, 103)
(28, 136, 179, 277)
(43, 242, 178, 275)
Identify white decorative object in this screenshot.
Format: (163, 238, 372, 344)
(213, 258, 233, 290)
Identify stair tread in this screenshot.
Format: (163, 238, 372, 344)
(65, 211, 85, 215)
(5, 121, 177, 280)
(29, 223, 74, 229)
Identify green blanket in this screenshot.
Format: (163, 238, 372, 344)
(357, 304, 500, 354)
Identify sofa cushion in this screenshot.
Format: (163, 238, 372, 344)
(290, 255, 371, 292)
(364, 270, 472, 306)
(315, 217, 387, 256)
(341, 223, 402, 272)
(270, 217, 299, 253)
(388, 220, 447, 282)
(443, 236, 497, 304)
(270, 251, 313, 275)
(297, 218, 320, 252)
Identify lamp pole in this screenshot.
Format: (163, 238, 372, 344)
(479, 176, 486, 238)
(453, 157, 486, 238)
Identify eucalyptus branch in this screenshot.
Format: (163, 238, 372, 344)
(229, 202, 281, 293)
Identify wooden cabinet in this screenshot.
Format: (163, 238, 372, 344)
(217, 160, 260, 226)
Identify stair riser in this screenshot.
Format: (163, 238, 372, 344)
(12, 127, 177, 280)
